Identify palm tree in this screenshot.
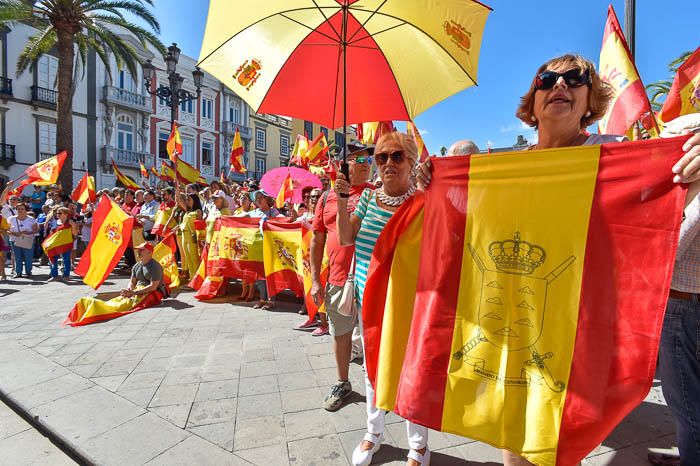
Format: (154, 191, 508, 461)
(0, 0, 166, 191)
(647, 50, 693, 112)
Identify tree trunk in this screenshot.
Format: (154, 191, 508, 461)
(56, 29, 75, 193)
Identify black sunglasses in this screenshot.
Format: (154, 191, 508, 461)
(375, 151, 405, 166)
(534, 69, 591, 91)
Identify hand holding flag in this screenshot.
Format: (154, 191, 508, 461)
(166, 122, 183, 162)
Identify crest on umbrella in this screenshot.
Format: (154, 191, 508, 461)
(233, 59, 262, 90)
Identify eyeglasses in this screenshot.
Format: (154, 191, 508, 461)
(349, 155, 372, 165)
(375, 151, 405, 166)
(534, 69, 591, 90)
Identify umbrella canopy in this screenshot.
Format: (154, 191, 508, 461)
(198, 0, 491, 129)
(261, 167, 323, 204)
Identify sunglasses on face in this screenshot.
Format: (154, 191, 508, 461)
(375, 151, 405, 166)
(350, 155, 372, 165)
(534, 69, 590, 91)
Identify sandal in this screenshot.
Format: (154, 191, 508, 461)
(260, 301, 274, 311)
(252, 300, 266, 309)
(407, 447, 431, 466)
(352, 432, 382, 466)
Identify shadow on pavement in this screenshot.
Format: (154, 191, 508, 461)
(163, 299, 194, 310)
(0, 288, 19, 297)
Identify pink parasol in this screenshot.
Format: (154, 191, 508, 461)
(260, 167, 322, 204)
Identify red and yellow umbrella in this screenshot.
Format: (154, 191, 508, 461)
(197, 0, 491, 129)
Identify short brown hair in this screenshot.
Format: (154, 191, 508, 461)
(376, 131, 419, 165)
(516, 54, 614, 129)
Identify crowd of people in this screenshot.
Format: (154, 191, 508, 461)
(2, 52, 700, 466)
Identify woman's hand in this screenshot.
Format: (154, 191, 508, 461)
(334, 173, 350, 199)
(416, 159, 432, 191)
(672, 132, 700, 184)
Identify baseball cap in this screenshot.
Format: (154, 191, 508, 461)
(341, 141, 374, 159)
(212, 189, 227, 199)
(135, 242, 154, 252)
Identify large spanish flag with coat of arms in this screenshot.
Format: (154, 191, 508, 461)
(262, 220, 304, 298)
(363, 137, 688, 466)
(75, 194, 134, 289)
(207, 217, 265, 280)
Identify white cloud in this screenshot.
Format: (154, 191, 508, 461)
(499, 121, 531, 134)
(419, 129, 429, 135)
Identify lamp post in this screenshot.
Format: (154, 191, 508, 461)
(142, 43, 204, 142)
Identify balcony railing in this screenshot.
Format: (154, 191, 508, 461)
(103, 85, 151, 112)
(222, 121, 253, 139)
(200, 165, 214, 177)
(0, 143, 16, 164)
(101, 146, 155, 169)
(0, 77, 12, 97)
(32, 86, 58, 106)
(39, 152, 55, 161)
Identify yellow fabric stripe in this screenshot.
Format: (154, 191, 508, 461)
(375, 210, 424, 411)
(83, 203, 131, 288)
(598, 31, 641, 133)
(441, 146, 600, 466)
(263, 229, 303, 274)
(210, 223, 264, 263)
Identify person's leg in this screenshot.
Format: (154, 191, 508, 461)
(0, 251, 5, 280)
(323, 285, 355, 412)
(49, 256, 59, 278)
(502, 451, 536, 466)
(62, 250, 71, 277)
(406, 421, 429, 465)
(19, 247, 32, 275)
(11, 244, 22, 276)
(658, 298, 700, 466)
(334, 333, 352, 381)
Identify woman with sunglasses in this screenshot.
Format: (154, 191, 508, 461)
(336, 132, 429, 466)
(417, 54, 700, 466)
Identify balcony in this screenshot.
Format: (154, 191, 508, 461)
(31, 86, 57, 107)
(222, 121, 252, 139)
(0, 143, 16, 166)
(101, 146, 155, 169)
(0, 77, 12, 97)
(103, 85, 151, 113)
(200, 164, 214, 177)
(39, 152, 55, 161)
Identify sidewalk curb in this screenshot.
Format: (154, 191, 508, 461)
(0, 388, 93, 466)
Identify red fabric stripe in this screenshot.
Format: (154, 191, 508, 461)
(258, 11, 408, 128)
(63, 291, 163, 327)
(45, 242, 72, 260)
(557, 137, 688, 465)
(393, 156, 472, 429)
(605, 82, 649, 135)
(363, 192, 425, 396)
(194, 278, 226, 301)
(660, 47, 700, 122)
(265, 270, 304, 298)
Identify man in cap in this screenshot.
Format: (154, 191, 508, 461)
(311, 140, 376, 411)
(122, 242, 165, 299)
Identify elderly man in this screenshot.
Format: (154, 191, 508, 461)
(64, 243, 165, 326)
(446, 139, 480, 156)
(137, 190, 159, 241)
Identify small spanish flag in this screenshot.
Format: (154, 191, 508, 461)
(166, 122, 182, 163)
(24, 151, 68, 186)
(407, 121, 429, 162)
(659, 47, 700, 125)
(153, 232, 180, 289)
(357, 121, 394, 145)
(111, 160, 141, 191)
(71, 173, 97, 204)
(42, 225, 74, 260)
(230, 128, 246, 173)
(175, 158, 206, 184)
(140, 161, 149, 179)
(304, 133, 330, 167)
(75, 194, 135, 289)
(275, 172, 294, 208)
(301, 226, 329, 320)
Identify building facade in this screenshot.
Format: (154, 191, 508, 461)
(250, 112, 292, 181)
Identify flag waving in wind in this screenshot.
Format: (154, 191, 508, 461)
(230, 128, 246, 173)
(659, 47, 700, 125)
(275, 172, 294, 208)
(140, 161, 149, 179)
(20, 151, 68, 187)
(166, 122, 182, 162)
(111, 160, 141, 191)
(407, 121, 429, 162)
(71, 173, 97, 205)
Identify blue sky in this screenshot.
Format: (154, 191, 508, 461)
(148, 1, 698, 153)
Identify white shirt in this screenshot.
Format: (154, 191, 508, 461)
(8, 215, 37, 249)
(1, 204, 17, 219)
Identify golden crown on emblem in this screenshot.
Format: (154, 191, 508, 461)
(488, 231, 546, 275)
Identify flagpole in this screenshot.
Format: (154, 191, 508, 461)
(339, 1, 350, 198)
(624, 0, 636, 59)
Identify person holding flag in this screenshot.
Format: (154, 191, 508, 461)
(7, 202, 38, 278)
(44, 207, 79, 282)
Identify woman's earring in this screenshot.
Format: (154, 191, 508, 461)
(531, 115, 537, 122)
(585, 110, 591, 117)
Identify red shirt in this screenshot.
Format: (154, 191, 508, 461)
(312, 184, 375, 286)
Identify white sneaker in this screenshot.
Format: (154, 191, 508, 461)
(352, 432, 382, 466)
(407, 446, 431, 465)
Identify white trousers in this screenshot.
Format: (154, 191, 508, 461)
(359, 313, 428, 450)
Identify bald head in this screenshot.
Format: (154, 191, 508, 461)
(447, 140, 480, 156)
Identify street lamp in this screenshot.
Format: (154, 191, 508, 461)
(143, 43, 204, 139)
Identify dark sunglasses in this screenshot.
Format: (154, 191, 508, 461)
(375, 151, 405, 166)
(350, 155, 372, 165)
(534, 69, 591, 91)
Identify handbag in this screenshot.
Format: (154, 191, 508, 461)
(337, 256, 357, 318)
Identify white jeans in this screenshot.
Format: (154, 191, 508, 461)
(359, 314, 428, 450)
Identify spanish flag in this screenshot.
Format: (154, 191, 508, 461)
(598, 6, 658, 136)
(206, 216, 264, 281)
(153, 232, 180, 289)
(191, 242, 226, 301)
(75, 194, 135, 289)
(111, 160, 141, 191)
(160, 161, 176, 183)
(230, 128, 246, 173)
(659, 47, 700, 125)
(357, 121, 394, 145)
(41, 225, 73, 260)
(407, 121, 429, 162)
(290, 134, 309, 165)
(70, 172, 97, 204)
(275, 173, 294, 208)
(301, 226, 329, 319)
(262, 221, 304, 298)
(304, 133, 329, 166)
(363, 137, 689, 466)
(166, 122, 182, 162)
(175, 158, 206, 185)
(140, 161, 149, 179)
(64, 289, 163, 327)
(23, 151, 68, 186)
(151, 201, 176, 237)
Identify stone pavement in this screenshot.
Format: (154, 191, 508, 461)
(0, 264, 678, 465)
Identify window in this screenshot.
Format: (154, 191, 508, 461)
(158, 131, 169, 159)
(255, 157, 266, 179)
(38, 121, 56, 154)
(280, 134, 289, 157)
(118, 69, 135, 92)
(335, 131, 345, 149)
(181, 137, 195, 164)
(255, 127, 266, 151)
(37, 55, 58, 89)
(229, 100, 241, 124)
(202, 98, 213, 119)
(304, 120, 313, 139)
(202, 141, 213, 166)
(320, 127, 329, 140)
(116, 115, 134, 151)
(180, 99, 193, 114)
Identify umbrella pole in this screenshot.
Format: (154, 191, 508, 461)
(340, 3, 350, 197)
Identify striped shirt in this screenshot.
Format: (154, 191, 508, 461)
(671, 193, 700, 293)
(353, 189, 395, 306)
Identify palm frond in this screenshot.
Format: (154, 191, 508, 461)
(84, 0, 160, 33)
(16, 26, 57, 76)
(669, 51, 693, 74)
